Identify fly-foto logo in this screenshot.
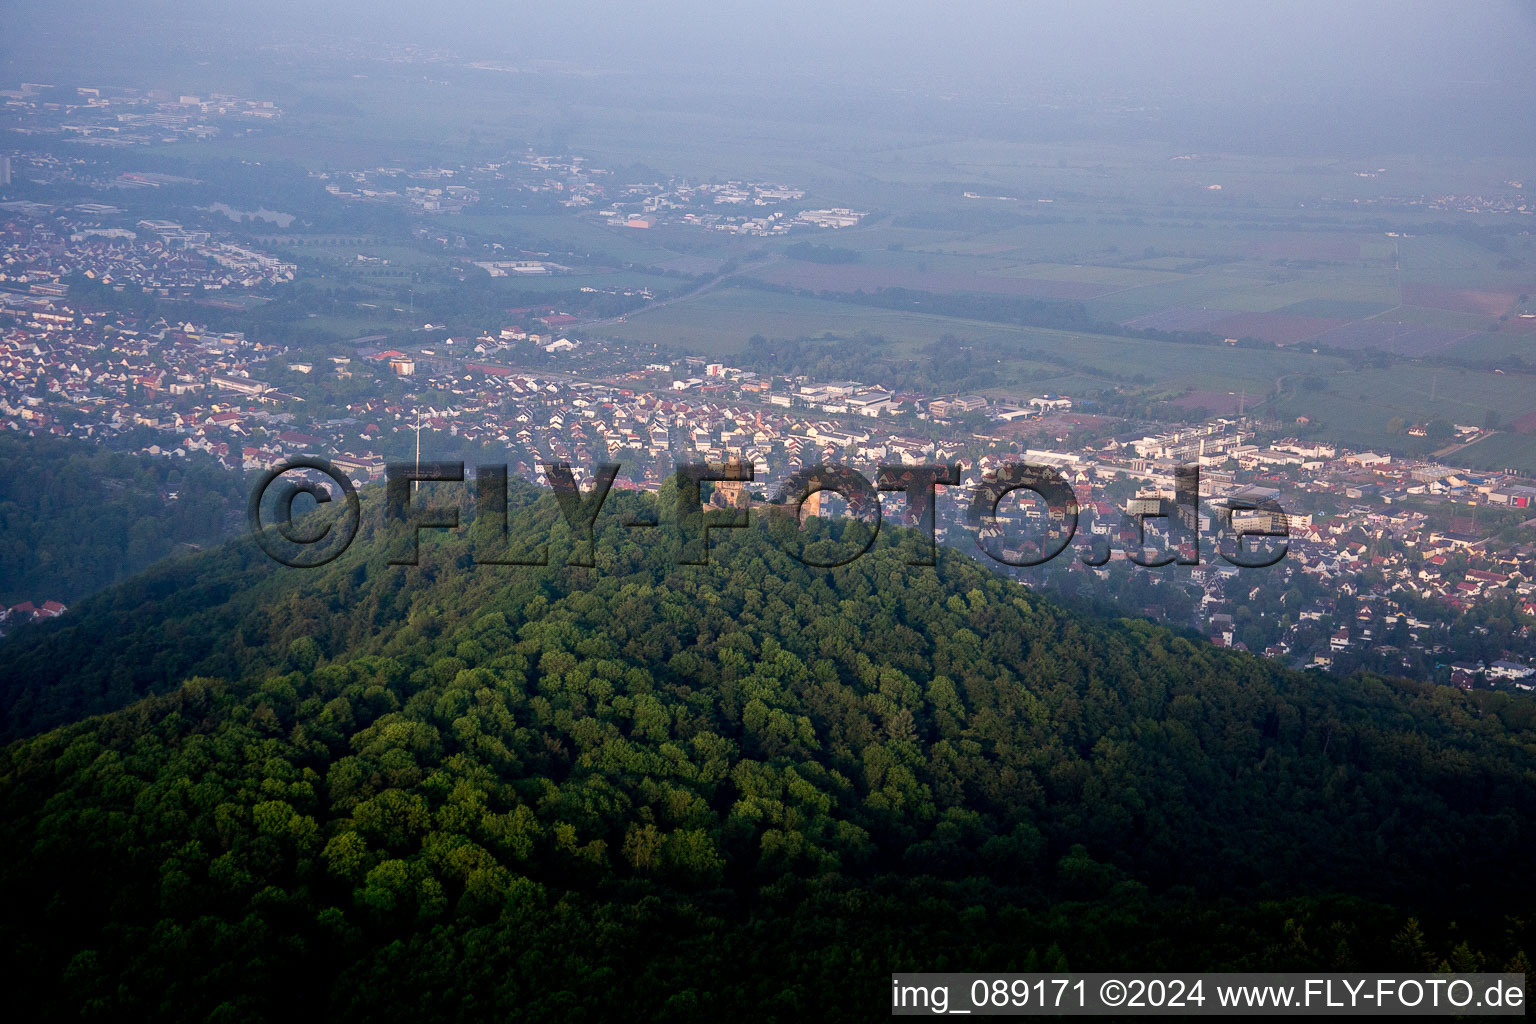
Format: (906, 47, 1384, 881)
(249, 458, 1289, 570)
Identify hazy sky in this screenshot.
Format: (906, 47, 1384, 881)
(485, 0, 1536, 98)
(4, 1, 1535, 154)
(8, 0, 1535, 88)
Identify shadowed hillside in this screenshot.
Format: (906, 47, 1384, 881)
(1, 484, 1533, 1020)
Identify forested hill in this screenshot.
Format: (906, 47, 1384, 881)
(0, 433, 247, 606)
(2, 484, 1534, 1020)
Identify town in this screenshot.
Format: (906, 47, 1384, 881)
(2, 65, 1534, 690)
(4, 238, 1536, 690)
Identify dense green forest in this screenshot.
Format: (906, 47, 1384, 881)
(2, 484, 1534, 1020)
(0, 434, 247, 605)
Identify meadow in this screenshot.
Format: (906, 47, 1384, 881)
(1453, 429, 1536, 476)
(1274, 364, 1536, 455)
(608, 284, 1350, 396)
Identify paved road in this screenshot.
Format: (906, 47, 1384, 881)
(585, 256, 782, 327)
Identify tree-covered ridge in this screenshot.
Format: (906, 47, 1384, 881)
(0, 433, 247, 606)
(1, 489, 1534, 1020)
(0, 477, 544, 740)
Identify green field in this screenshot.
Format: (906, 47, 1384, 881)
(1452, 430, 1536, 476)
(286, 313, 401, 340)
(604, 285, 1349, 394)
(456, 214, 710, 265)
(1444, 332, 1536, 364)
(993, 262, 1190, 287)
(603, 287, 960, 357)
(1381, 305, 1496, 330)
(1087, 266, 1403, 321)
(480, 270, 682, 293)
(1400, 234, 1520, 289)
(1276, 298, 1397, 319)
(1275, 364, 1536, 454)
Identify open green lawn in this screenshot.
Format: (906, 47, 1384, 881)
(284, 313, 401, 341)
